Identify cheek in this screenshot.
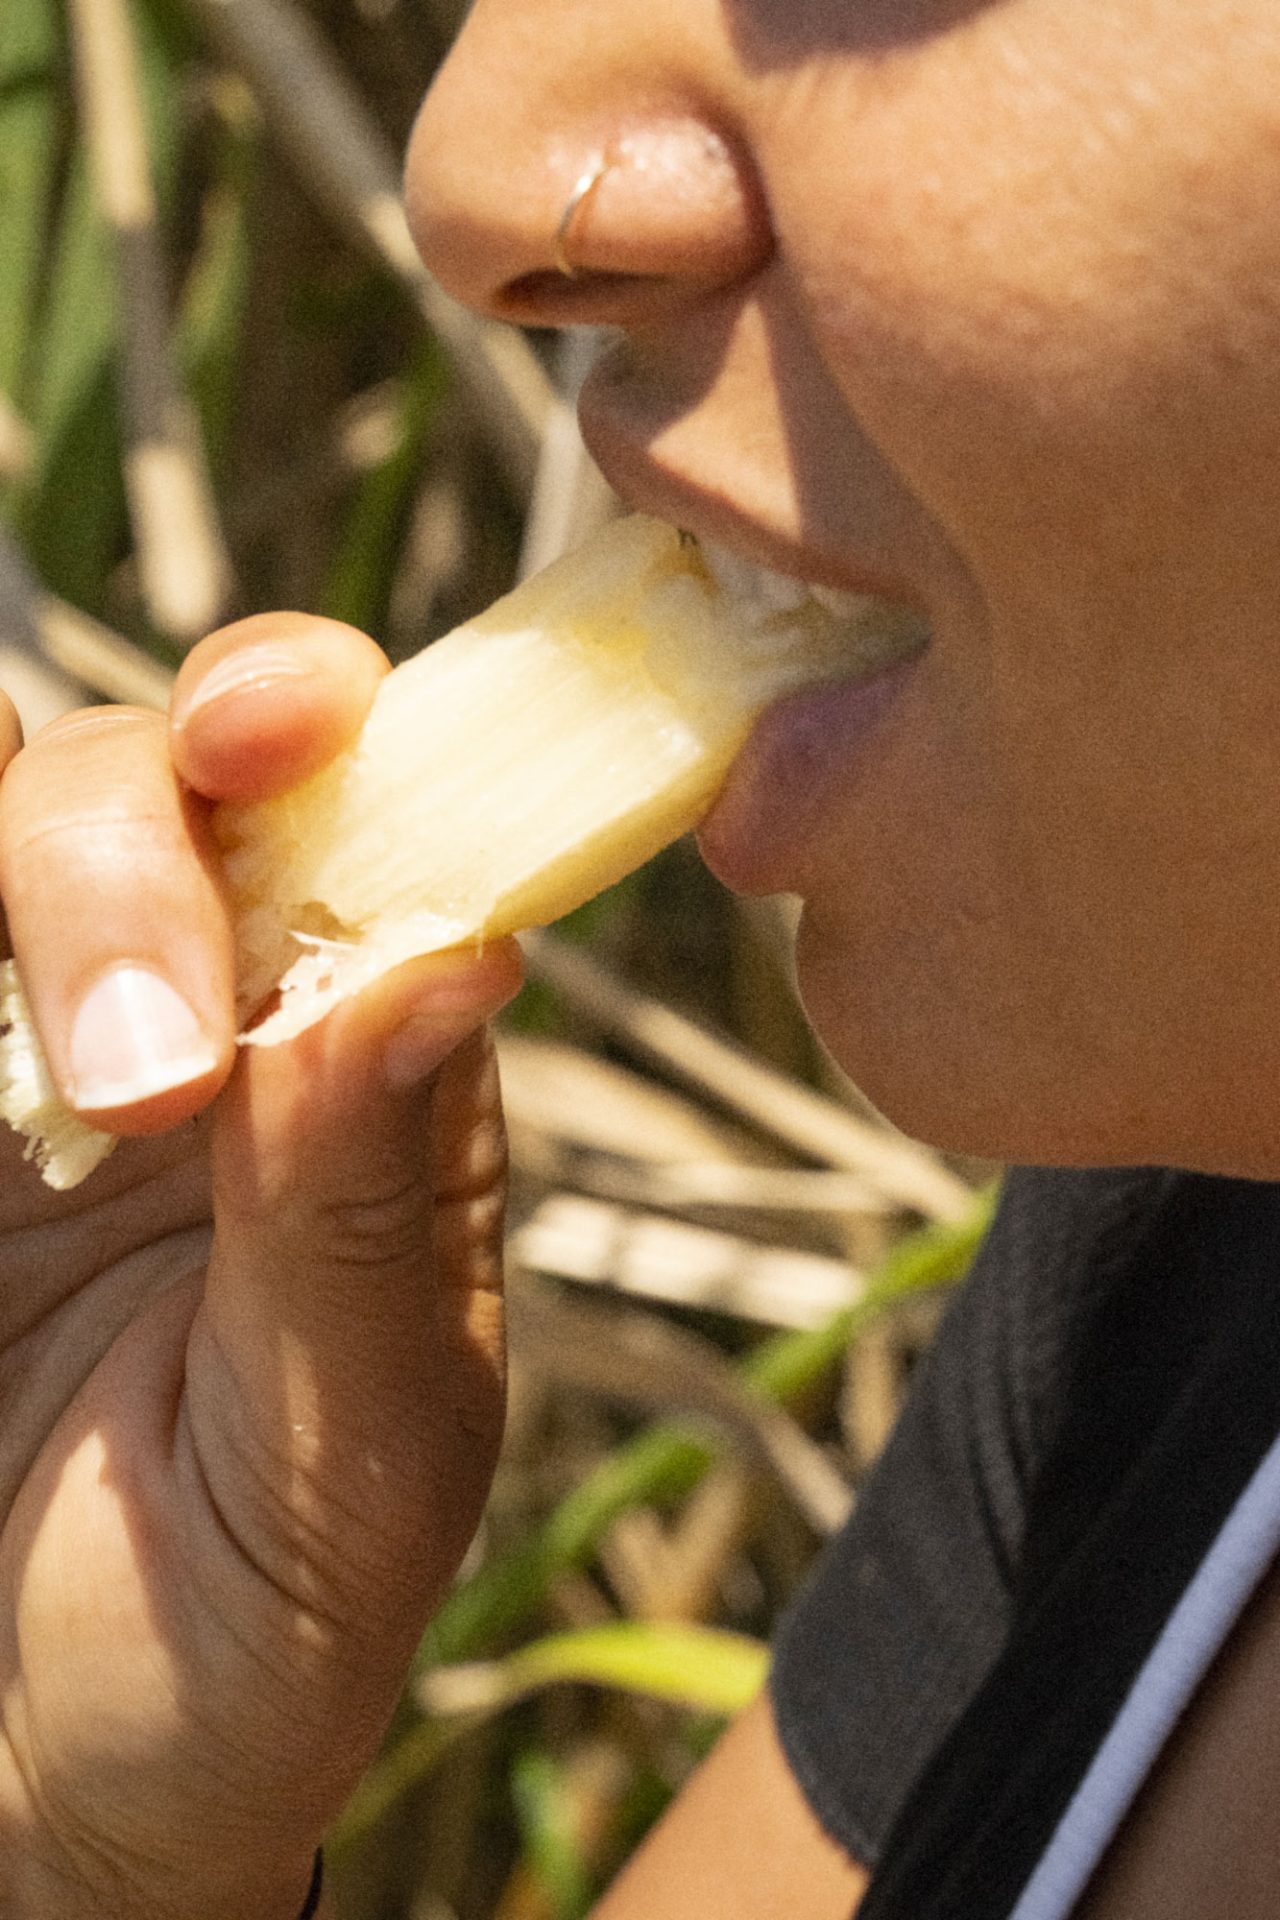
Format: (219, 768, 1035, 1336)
(780, 652, 1148, 1163)
(784, 643, 1280, 1168)
(766, 14, 1280, 584)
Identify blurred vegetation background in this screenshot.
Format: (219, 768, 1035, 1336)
(0, 2, 995, 1914)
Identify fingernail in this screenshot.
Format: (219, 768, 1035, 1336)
(171, 646, 314, 728)
(69, 967, 221, 1110)
(384, 1009, 480, 1091)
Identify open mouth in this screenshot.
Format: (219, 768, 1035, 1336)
(683, 534, 932, 895)
(691, 534, 932, 696)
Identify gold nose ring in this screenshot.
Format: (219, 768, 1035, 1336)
(554, 157, 611, 278)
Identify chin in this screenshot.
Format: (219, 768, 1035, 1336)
(814, 1039, 1145, 1173)
(793, 904, 1006, 1155)
(806, 991, 1273, 1177)
(830, 1048, 1029, 1167)
(794, 917, 1173, 1173)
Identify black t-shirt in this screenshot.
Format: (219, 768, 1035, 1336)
(769, 1165, 1280, 1917)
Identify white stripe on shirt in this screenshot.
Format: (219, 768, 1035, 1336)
(1008, 1424, 1280, 1920)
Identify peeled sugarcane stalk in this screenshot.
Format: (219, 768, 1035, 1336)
(0, 516, 926, 1189)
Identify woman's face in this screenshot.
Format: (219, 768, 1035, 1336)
(407, 0, 1280, 1174)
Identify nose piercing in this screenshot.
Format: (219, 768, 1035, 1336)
(554, 156, 611, 278)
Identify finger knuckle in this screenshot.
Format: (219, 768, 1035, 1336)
(313, 1175, 431, 1270)
(433, 1112, 509, 1209)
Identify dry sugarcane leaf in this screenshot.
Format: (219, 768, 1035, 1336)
(511, 1190, 865, 1333)
(506, 1276, 852, 1536)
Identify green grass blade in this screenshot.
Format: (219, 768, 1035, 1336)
(332, 1718, 459, 1850)
(511, 1749, 594, 1920)
(15, 153, 125, 607)
(500, 1622, 769, 1714)
(319, 340, 448, 636)
(742, 1191, 999, 1402)
(179, 99, 258, 483)
(331, 1188, 997, 1856)
(16, 0, 186, 611)
(425, 1624, 769, 1722)
(0, 0, 62, 406)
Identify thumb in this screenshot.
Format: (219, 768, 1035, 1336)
(188, 940, 523, 1630)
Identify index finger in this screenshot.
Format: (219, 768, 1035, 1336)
(170, 613, 389, 806)
(0, 706, 235, 1133)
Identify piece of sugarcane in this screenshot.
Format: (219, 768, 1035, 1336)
(0, 516, 925, 1189)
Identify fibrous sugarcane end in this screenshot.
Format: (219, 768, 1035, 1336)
(0, 959, 117, 1190)
(239, 909, 470, 1047)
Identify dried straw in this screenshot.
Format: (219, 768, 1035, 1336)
(66, 0, 234, 644)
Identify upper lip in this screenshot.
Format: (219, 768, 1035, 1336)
(577, 385, 930, 616)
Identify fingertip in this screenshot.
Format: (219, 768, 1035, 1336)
(309, 938, 525, 1087)
(209, 942, 522, 1232)
(395, 937, 527, 1033)
(75, 1054, 233, 1138)
(380, 940, 526, 1089)
(170, 613, 389, 803)
(224, 939, 523, 1137)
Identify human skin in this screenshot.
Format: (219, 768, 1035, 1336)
(5, 0, 1280, 1913)
(407, 0, 1280, 1178)
(0, 643, 523, 1919)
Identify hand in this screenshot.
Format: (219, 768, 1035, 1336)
(0, 616, 522, 1918)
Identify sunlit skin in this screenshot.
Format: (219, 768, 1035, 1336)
(409, 0, 1280, 1175)
(0, 2, 1279, 1914)
(0, 653, 523, 1919)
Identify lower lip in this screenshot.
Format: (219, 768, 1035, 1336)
(697, 660, 918, 896)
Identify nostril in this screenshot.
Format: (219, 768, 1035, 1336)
(496, 268, 696, 327)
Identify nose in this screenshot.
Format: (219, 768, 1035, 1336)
(404, 0, 772, 328)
